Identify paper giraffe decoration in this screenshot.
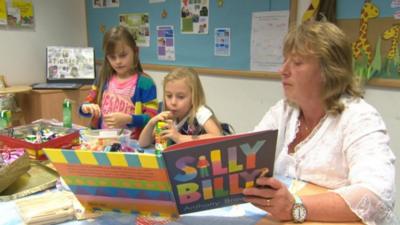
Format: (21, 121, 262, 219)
(352, 0, 379, 64)
(383, 24, 400, 59)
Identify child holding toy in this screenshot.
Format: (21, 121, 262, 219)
(79, 26, 158, 139)
(138, 67, 222, 147)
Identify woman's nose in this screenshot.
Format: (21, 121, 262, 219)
(278, 60, 289, 77)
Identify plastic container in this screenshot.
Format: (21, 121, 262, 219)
(0, 122, 80, 160)
(79, 129, 133, 151)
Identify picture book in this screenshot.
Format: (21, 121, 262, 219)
(43, 129, 277, 217)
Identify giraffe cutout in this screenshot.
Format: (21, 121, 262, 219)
(382, 24, 400, 59)
(352, 0, 379, 64)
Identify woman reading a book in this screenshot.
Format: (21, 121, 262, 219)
(243, 21, 396, 224)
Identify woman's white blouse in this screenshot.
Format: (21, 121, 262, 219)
(253, 97, 396, 225)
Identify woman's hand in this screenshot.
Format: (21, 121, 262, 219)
(103, 112, 131, 128)
(243, 176, 295, 221)
(81, 103, 101, 118)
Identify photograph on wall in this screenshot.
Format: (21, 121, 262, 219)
(93, 0, 119, 8)
(46, 46, 95, 80)
(214, 28, 230, 56)
(120, 13, 150, 47)
(180, 0, 209, 34)
(157, 25, 175, 61)
(6, 0, 34, 27)
(0, 0, 7, 25)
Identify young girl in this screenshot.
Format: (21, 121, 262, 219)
(138, 67, 222, 147)
(79, 26, 158, 139)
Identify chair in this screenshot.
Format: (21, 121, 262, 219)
(0, 75, 32, 126)
(221, 122, 235, 135)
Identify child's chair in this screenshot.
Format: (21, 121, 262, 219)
(221, 122, 235, 135)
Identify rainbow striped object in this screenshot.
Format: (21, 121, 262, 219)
(44, 148, 179, 217)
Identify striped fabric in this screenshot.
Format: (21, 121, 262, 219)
(44, 148, 178, 217)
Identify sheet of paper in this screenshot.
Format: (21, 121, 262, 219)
(250, 10, 289, 72)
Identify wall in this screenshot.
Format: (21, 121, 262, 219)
(0, 0, 88, 85)
(0, 0, 398, 219)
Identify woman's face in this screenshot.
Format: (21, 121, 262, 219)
(278, 54, 323, 105)
(164, 78, 192, 122)
(106, 42, 134, 78)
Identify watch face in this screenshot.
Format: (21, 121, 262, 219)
(292, 203, 307, 222)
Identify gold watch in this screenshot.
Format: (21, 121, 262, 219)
(292, 194, 307, 223)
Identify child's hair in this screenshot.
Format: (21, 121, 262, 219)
(163, 67, 219, 127)
(96, 25, 144, 104)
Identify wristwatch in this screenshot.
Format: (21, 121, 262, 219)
(292, 194, 307, 223)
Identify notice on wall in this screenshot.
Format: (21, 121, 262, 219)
(214, 28, 230, 56)
(250, 10, 289, 72)
(120, 13, 150, 47)
(157, 25, 175, 61)
(180, 0, 209, 34)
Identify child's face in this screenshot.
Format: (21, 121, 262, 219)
(106, 42, 134, 78)
(164, 78, 192, 122)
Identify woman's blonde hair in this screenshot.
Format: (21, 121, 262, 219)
(96, 26, 144, 104)
(283, 21, 363, 114)
(163, 67, 219, 126)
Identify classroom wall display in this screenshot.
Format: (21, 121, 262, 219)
(0, 0, 34, 28)
(85, 0, 291, 71)
(119, 13, 150, 47)
(336, 0, 399, 80)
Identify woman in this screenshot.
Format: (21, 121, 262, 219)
(243, 21, 396, 224)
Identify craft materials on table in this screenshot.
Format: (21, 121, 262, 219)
(79, 128, 138, 152)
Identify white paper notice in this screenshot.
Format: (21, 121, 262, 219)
(250, 10, 289, 72)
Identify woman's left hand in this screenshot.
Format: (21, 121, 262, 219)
(243, 176, 295, 221)
(103, 112, 131, 128)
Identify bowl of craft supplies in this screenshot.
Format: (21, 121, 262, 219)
(79, 129, 134, 152)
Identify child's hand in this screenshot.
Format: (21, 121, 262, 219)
(150, 111, 173, 125)
(103, 112, 131, 128)
(160, 119, 181, 143)
(81, 103, 101, 118)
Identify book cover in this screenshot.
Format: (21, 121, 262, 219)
(162, 129, 277, 214)
(43, 129, 277, 217)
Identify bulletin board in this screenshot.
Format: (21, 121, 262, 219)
(85, 0, 294, 77)
(336, 0, 400, 88)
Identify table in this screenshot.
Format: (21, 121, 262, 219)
(0, 179, 364, 225)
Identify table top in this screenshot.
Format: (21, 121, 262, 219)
(0, 85, 32, 94)
(0, 178, 364, 225)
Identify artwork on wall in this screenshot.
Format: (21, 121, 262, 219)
(350, 0, 400, 80)
(119, 13, 150, 47)
(180, 0, 209, 34)
(0, 0, 34, 28)
(157, 25, 175, 61)
(93, 0, 119, 8)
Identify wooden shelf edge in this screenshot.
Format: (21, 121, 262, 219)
(366, 78, 400, 89)
(96, 60, 399, 88)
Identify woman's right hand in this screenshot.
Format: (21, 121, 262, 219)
(81, 103, 101, 118)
